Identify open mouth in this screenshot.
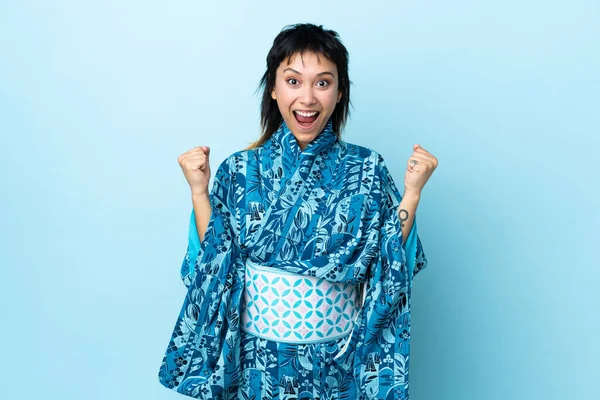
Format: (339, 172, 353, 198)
(293, 110, 320, 129)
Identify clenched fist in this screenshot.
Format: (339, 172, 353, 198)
(404, 144, 438, 196)
(177, 146, 211, 195)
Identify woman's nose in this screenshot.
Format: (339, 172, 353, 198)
(299, 87, 317, 105)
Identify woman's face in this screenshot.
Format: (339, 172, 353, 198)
(271, 51, 342, 151)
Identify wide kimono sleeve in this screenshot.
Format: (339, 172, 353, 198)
(337, 153, 428, 399)
(159, 156, 245, 397)
(180, 157, 238, 288)
(377, 154, 428, 280)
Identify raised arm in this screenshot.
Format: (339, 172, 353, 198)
(400, 143, 437, 249)
(398, 190, 420, 242)
(178, 145, 213, 243)
(192, 190, 212, 242)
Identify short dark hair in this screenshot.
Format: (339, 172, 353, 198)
(246, 23, 352, 150)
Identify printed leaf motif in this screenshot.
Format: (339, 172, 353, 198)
(346, 182, 359, 191)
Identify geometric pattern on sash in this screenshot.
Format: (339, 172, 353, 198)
(240, 259, 360, 344)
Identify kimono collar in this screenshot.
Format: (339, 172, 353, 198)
(275, 118, 337, 162)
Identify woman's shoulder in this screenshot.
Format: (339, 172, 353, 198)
(337, 139, 386, 165)
(216, 147, 260, 169)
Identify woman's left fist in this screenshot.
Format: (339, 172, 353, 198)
(404, 144, 438, 195)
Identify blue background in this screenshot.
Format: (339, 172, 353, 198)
(1, 1, 598, 399)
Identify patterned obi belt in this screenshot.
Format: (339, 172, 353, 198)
(240, 259, 361, 344)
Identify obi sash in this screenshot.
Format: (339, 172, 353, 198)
(240, 258, 361, 343)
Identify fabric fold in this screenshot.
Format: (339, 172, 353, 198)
(160, 158, 245, 398)
(331, 154, 427, 399)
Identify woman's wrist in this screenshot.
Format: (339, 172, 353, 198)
(403, 188, 421, 201)
(191, 188, 210, 199)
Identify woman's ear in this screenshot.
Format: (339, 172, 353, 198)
(271, 90, 277, 100)
(337, 90, 342, 103)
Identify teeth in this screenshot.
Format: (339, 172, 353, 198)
(294, 110, 318, 117)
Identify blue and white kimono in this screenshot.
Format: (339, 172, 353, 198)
(158, 118, 428, 399)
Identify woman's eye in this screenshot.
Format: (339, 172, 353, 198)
(317, 80, 329, 87)
(287, 78, 299, 85)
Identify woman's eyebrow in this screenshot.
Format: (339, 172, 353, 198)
(282, 68, 335, 78)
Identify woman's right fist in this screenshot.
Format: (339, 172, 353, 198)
(178, 146, 211, 195)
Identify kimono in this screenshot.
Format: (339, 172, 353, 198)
(158, 118, 428, 400)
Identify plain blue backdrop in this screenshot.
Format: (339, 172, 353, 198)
(1, 1, 598, 399)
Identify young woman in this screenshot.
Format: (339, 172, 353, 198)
(159, 23, 438, 400)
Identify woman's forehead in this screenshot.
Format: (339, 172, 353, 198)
(279, 51, 337, 73)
